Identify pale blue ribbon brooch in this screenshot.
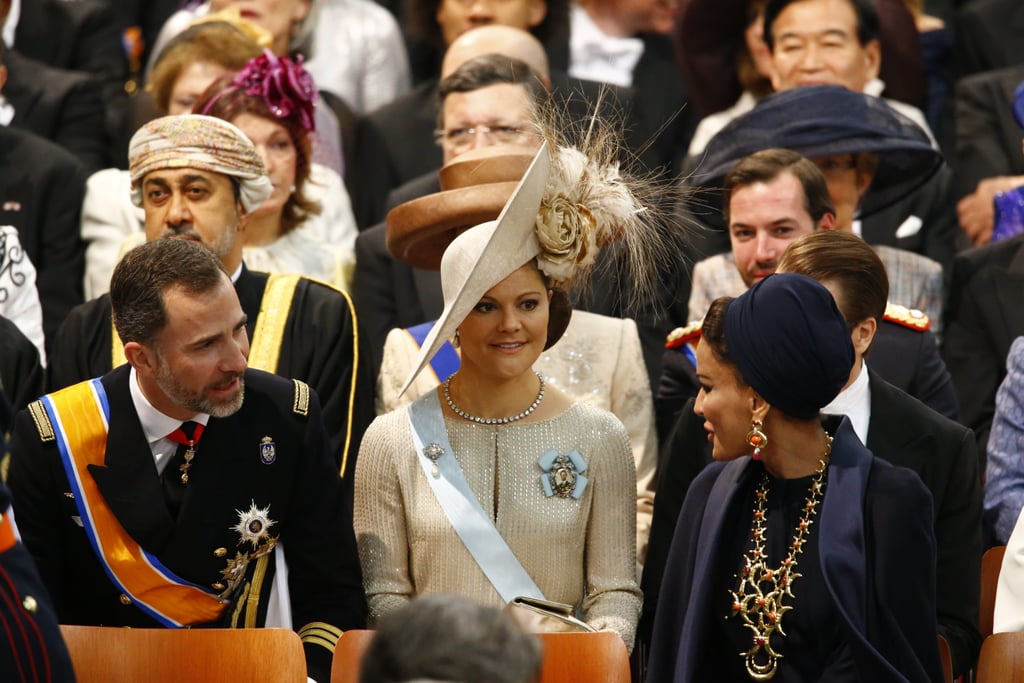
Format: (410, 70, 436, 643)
(538, 449, 588, 499)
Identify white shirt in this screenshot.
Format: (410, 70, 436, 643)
(128, 366, 209, 475)
(568, 4, 644, 89)
(1, 0, 19, 48)
(0, 94, 14, 126)
(823, 359, 872, 444)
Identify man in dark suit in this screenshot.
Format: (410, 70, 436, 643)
(641, 231, 982, 678)
(48, 115, 375, 487)
(8, 0, 127, 165)
(1, 43, 111, 172)
(943, 233, 1024, 455)
(355, 52, 547, 362)
(0, 126, 87, 353)
(0, 314, 41, 414)
(953, 0, 1024, 78)
(8, 238, 367, 683)
(953, 64, 1024, 246)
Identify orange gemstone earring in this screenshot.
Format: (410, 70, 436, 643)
(746, 419, 768, 461)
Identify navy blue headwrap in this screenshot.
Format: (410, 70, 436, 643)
(724, 273, 854, 420)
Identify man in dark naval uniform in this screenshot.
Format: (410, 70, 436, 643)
(8, 238, 367, 683)
(47, 115, 374, 485)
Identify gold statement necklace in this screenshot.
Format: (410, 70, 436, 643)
(728, 434, 833, 681)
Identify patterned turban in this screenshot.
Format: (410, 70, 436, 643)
(128, 114, 273, 212)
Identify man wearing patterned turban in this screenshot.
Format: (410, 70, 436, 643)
(48, 114, 377, 494)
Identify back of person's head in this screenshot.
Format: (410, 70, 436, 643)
(762, 0, 879, 50)
(148, 21, 264, 114)
(359, 595, 542, 683)
(723, 148, 834, 223)
(442, 26, 551, 81)
(777, 230, 888, 326)
(111, 239, 228, 347)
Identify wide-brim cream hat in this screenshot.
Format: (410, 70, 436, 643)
(400, 142, 552, 396)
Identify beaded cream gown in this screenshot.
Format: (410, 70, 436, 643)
(354, 400, 642, 649)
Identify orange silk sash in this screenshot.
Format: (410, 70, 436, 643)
(43, 379, 227, 627)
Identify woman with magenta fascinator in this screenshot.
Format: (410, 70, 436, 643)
(194, 49, 357, 289)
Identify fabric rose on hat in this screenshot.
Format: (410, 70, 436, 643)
(535, 195, 598, 283)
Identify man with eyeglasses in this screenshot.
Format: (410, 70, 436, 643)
(354, 47, 548, 364)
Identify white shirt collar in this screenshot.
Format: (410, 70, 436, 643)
(0, 95, 14, 126)
(129, 366, 210, 458)
(2, 0, 20, 48)
(568, 4, 644, 89)
(230, 262, 243, 283)
(823, 359, 872, 444)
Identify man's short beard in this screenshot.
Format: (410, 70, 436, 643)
(154, 356, 245, 418)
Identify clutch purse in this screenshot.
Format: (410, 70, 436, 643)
(503, 596, 596, 634)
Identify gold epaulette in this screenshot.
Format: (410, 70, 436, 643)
(884, 303, 930, 332)
(27, 400, 55, 442)
(665, 321, 702, 349)
(292, 379, 310, 417)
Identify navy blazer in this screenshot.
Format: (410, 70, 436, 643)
(646, 417, 942, 683)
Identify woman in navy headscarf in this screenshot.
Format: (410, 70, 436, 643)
(646, 273, 942, 682)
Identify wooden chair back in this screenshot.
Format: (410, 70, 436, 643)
(331, 629, 630, 683)
(59, 625, 307, 683)
(976, 632, 1024, 682)
(538, 632, 630, 683)
(331, 629, 375, 683)
(937, 634, 953, 683)
(981, 545, 1008, 639)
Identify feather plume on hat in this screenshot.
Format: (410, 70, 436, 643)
(399, 97, 691, 395)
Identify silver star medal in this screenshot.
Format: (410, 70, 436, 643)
(231, 501, 278, 551)
(423, 443, 445, 478)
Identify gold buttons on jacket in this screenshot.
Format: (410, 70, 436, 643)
(212, 583, 226, 591)
(119, 593, 132, 605)
(214, 547, 227, 557)
(22, 596, 37, 613)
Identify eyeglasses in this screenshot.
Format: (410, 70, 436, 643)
(433, 123, 536, 152)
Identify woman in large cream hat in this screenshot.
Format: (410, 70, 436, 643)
(354, 132, 666, 651)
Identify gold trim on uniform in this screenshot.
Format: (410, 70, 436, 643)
(244, 554, 270, 628)
(292, 379, 310, 416)
(665, 320, 703, 349)
(250, 273, 302, 374)
(883, 303, 930, 332)
(298, 622, 343, 651)
(28, 400, 55, 442)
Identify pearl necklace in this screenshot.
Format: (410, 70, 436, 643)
(728, 435, 832, 681)
(443, 372, 546, 425)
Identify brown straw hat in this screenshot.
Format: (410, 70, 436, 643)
(386, 146, 537, 270)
